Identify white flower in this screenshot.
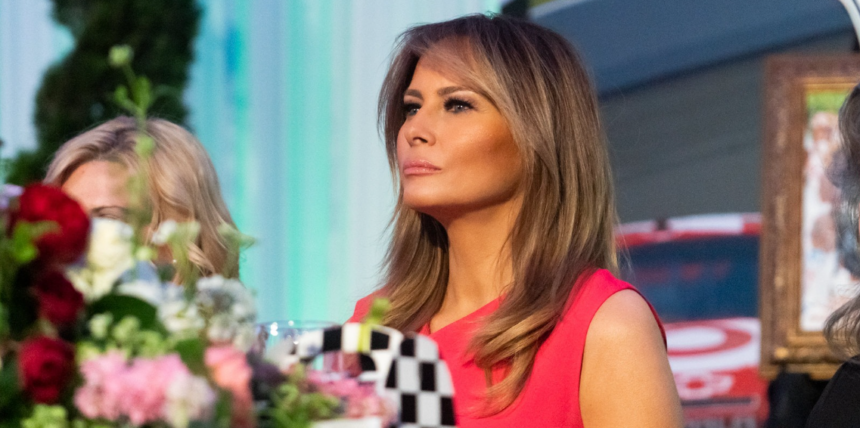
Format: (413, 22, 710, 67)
(159, 298, 205, 334)
(164, 373, 216, 428)
(206, 314, 237, 343)
(67, 219, 135, 301)
(116, 261, 167, 305)
(88, 219, 134, 270)
(195, 275, 256, 322)
(117, 279, 166, 306)
(192, 275, 257, 349)
(151, 220, 178, 246)
(232, 324, 257, 353)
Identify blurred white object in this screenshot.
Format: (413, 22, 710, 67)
(839, 0, 860, 45)
(66, 219, 135, 301)
(312, 417, 382, 428)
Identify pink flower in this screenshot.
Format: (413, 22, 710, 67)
(205, 346, 255, 428)
(120, 355, 187, 425)
(76, 352, 213, 427)
(345, 387, 396, 423)
(306, 371, 396, 423)
(307, 371, 361, 397)
(75, 351, 128, 420)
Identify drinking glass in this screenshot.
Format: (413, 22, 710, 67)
(253, 320, 339, 370)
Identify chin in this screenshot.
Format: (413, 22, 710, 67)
(402, 195, 445, 216)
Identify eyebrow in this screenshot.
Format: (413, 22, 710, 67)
(403, 86, 472, 99)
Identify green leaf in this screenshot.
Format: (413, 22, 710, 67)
(87, 295, 161, 332)
(7, 274, 38, 338)
(0, 305, 9, 340)
(0, 357, 21, 410)
(8, 221, 58, 264)
(133, 135, 155, 158)
(108, 45, 133, 68)
(113, 85, 129, 105)
(133, 77, 152, 111)
(215, 390, 233, 428)
(113, 86, 139, 116)
(173, 337, 206, 374)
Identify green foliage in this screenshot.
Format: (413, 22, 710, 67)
(0, 221, 57, 341)
(8, 0, 201, 185)
(6, 221, 58, 265)
(87, 295, 159, 332)
(173, 337, 206, 374)
(266, 367, 341, 428)
(807, 90, 849, 116)
(21, 404, 68, 428)
(7, 270, 39, 340)
(0, 219, 61, 342)
(79, 304, 173, 359)
(165, 221, 202, 289)
(358, 298, 390, 352)
(0, 358, 22, 410)
(0, 358, 30, 425)
(217, 224, 256, 279)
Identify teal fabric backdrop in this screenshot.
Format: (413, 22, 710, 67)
(0, 0, 72, 158)
(0, 0, 500, 323)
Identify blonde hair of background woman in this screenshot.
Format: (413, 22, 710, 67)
(45, 116, 239, 280)
(378, 15, 617, 412)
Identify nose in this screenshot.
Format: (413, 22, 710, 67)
(401, 109, 435, 147)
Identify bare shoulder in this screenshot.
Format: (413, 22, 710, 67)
(580, 289, 683, 428)
(587, 289, 661, 342)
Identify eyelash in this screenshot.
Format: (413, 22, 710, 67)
(403, 102, 420, 116)
(444, 97, 474, 113)
(402, 97, 475, 116)
(96, 213, 123, 221)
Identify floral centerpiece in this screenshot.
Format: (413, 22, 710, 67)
(0, 46, 396, 428)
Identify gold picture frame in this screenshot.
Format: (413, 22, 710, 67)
(760, 54, 860, 380)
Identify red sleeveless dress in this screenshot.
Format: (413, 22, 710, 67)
(348, 269, 664, 428)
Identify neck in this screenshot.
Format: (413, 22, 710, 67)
(437, 195, 521, 315)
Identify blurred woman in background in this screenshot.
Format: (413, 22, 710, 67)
(806, 83, 860, 427)
(45, 116, 239, 280)
(349, 14, 682, 427)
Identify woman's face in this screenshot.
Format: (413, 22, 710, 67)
(62, 160, 130, 221)
(397, 58, 523, 220)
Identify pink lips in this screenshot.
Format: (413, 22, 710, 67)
(402, 160, 441, 176)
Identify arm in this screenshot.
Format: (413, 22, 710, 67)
(579, 289, 684, 428)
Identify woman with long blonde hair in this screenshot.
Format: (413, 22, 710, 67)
(349, 15, 682, 427)
(45, 116, 239, 280)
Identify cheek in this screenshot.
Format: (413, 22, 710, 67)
(461, 132, 522, 191)
(395, 133, 407, 164)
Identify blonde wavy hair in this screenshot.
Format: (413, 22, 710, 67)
(378, 15, 618, 412)
(45, 116, 239, 279)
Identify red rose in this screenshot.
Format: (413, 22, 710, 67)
(9, 184, 90, 264)
(33, 270, 84, 326)
(18, 336, 76, 403)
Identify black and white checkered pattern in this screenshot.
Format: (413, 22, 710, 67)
(292, 323, 456, 427)
(383, 334, 456, 428)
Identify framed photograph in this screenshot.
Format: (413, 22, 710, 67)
(760, 54, 860, 379)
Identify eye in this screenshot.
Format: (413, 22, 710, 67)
(444, 97, 474, 113)
(92, 207, 129, 222)
(403, 102, 420, 117)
